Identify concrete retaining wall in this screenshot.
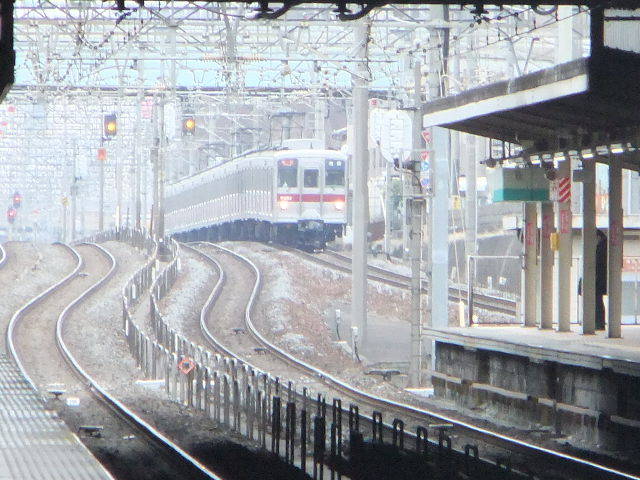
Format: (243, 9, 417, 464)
(433, 341, 640, 451)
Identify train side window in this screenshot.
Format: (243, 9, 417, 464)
(304, 169, 319, 188)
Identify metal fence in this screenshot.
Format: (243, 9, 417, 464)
(107, 228, 525, 480)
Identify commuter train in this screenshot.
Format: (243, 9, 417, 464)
(166, 139, 348, 250)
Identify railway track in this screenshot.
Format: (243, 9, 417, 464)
(186, 241, 637, 480)
(0, 242, 7, 268)
(278, 246, 517, 316)
(7, 242, 223, 480)
(184, 242, 330, 395)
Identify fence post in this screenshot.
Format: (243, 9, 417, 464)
(271, 396, 282, 454)
(204, 367, 212, 416)
(286, 401, 296, 464)
(223, 375, 230, 426)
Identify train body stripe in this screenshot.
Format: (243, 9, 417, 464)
(277, 194, 345, 203)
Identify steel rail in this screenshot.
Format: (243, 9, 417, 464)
(324, 249, 517, 313)
(0, 242, 7, 268)
(180, 243, 259, 366)
(280, 245, 517, 315)
(6, 242, 82, 391)
(197, 241, 638, 480)
(56, 242, 225, 480)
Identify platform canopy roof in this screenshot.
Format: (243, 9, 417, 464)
(422, 47, 640, 150)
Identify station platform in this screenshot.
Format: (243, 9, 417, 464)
(0, 355, 113, 479)
(427, 324, 640, 451)
(428, 324, 640, 376)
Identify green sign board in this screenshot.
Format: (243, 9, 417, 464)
(488, 165, 550, 203)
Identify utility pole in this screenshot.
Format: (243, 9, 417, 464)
(351, 18, 371, 349)
(408, 60, 424, 387)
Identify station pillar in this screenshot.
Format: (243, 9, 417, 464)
(580, 158, 596, 334)
(523, 202, 538, 327)
(554, 159, 573, 332)
(607, 160, 623, 338)
(538, 201, 554, 329)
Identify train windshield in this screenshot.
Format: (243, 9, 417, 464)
(304, 169, 319, 188)
(325, 159, 345, 186)
(278, 158, 298, 187)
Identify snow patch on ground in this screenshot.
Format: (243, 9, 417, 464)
(162, 254, 214, 331)
(228, 244, 300, 303)
(265, 302, 290, 334)
(281, 332, 315, 355)
(367, 256, 411, 276)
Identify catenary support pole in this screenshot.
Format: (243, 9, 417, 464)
(538, 201, 554, 329)
(408, 60, 423, 387)
(157, 100, 166, 239)
(62, 202, 67, 243)
(151, 99, 160, 240)
(581, 158, 596, 334)
(465, 134, 478, 290)
(555, 159, 573, 332)
(523, 202, 538, 326)
(99, 153, 104, 231)
(384, 160, 393, 256)
(351, 19, 370, 347)
(135, 86, 142, 230)
(608, 160, 623, 338)
(70, 138, 78, 240)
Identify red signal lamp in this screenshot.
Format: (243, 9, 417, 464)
(7, 207, 17, 223)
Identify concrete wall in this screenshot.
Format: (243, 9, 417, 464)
(432, 341, 640, 451)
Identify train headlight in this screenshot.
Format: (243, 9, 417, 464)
(334, 200, 345, 211)
(279, 200, 289, 211)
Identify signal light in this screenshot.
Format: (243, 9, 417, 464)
(12, 192, 21, 208)
(7, 207, 16, 224)
(393, 156, 419, 172)
(103, 114, 117, 139)
(182, 116, 196, 135)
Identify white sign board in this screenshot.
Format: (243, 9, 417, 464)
(369, 109, 412, 161)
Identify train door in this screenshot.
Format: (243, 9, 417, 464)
(276, 158, 299, 222)
(301, 160, 322, 218)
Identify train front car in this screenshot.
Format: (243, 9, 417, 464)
(273, 149, 347, 250)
